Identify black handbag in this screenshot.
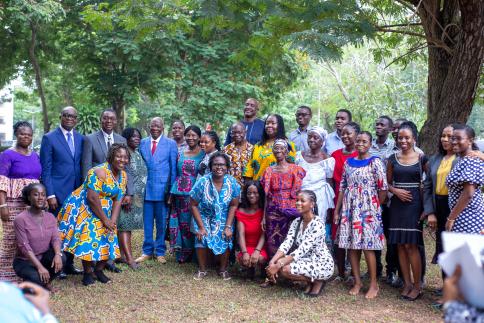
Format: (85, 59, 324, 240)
(287, 218, 303, 255)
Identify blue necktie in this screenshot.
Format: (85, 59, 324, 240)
(67, 132, 75, 157)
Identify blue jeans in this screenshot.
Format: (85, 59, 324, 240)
(142, 200, 168, 256)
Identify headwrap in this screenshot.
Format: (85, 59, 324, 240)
(308, 126, 328, 142)
(273, 138, 289, 151)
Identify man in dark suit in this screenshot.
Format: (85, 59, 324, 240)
(40, 106, 84, 277)
(135, 117, 177, 264)
(81, 108, 133, 272)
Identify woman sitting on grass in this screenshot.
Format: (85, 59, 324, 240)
(13, 183, 65, 291)
(236, 180, 268, 279)
(265, 190, 334, 297)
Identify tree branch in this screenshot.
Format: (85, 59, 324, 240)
(322, 60, 351, 102)
(376, 27, 426, 38)
(385, 42, 427, 68)
(377, 23, 421, 28)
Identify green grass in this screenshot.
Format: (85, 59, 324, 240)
(2, 227, 443, 322)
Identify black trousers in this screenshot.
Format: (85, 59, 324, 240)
(435, 195, 450, 279)
(13, 248, 66, 287)
(375, 205, 400, 276)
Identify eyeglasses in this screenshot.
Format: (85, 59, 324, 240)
(62, 113, 77, 120)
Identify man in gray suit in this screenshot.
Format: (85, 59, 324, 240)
(82, 108, 133, 273)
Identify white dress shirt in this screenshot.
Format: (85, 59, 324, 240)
(60, 126, 75, 150)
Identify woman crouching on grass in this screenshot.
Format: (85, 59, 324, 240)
(265, 190, 334, 297)
(236, 181, 268, 279)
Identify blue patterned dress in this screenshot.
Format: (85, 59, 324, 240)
(190, 174, 241, 255)
(337, 157, 387, 250)
(446, 157, 484, 233)
(58, 163, 127, 261)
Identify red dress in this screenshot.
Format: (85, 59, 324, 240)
(235, 209, 268, 261)
(330, 148, 358, 240)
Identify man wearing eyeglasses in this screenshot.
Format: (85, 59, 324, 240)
(40, 106, 84, 277)
(289, 106, 312, 152)
(224, 98, 265, 146)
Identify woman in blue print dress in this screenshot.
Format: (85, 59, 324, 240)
(58, 144, 129, 286)
(190, 152, 241, 281)
(445, 124, 484, 234)
(334, 131, 387, 299)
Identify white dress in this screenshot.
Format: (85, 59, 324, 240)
(279, 218, 334, 281)
(295, 151, 335, 223)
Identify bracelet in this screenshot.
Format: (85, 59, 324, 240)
(447, 218, 456, 222)
(55, 253, 63, 257)
(224, 225, 232, 231)
(255, 248, 261, 252)
(0, 204, 7, 208)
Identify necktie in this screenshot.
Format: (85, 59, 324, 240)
(151, 140, 157, 155)
(66, 132, 75, 157)
(107, 136, 112, 151)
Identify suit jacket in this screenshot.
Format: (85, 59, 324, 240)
(139, 136, 177, 201)
(423, 154, 458, 215)
(81, 130, 133, 195)
(40, 127, 84, 209)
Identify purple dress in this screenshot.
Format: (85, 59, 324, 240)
(0, 149, 41, 282)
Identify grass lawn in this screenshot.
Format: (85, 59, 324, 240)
(2, 227, 443, 322)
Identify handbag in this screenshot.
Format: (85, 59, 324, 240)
(287, 218, 302, 255)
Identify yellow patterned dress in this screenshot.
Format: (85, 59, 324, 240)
(58, 162, 127, 261)
(242, 141, 297, 181)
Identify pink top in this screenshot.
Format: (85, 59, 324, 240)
(14, 210, 60, 260)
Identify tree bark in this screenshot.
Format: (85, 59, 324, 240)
(413, 0, 484, 154)
(113, 96, 125, 133)
(28, 22, 50, 133)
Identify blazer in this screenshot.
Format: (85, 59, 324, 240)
(139, 136, 177, 201)
(40, 127, 84, 209)
(423, 153, 458, 215)
(81, 130, 133, 195)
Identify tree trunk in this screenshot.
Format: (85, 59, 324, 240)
(113, 97, 125, 133)
(28, 22, 50, 133)
(415, 0, 484, 154)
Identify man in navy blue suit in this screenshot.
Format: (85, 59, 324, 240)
(40, 106, 84, 277)
(135, 117, 177, 264)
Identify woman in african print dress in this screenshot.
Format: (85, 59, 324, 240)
(58, 144, 129, 286)
(261, 139, 305, 260)
(191, 152, 240, 281)
(169, 125, 205, 263)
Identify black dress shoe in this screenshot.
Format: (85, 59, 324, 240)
(82, 273, 96, 286)
(64, 265, 83, 275)
(105, 262, 122, 273)
(58, 271, 68, 280)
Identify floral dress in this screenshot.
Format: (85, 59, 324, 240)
(446, 157, 484, 234)
(261, 164, 306, 258)
(243, 141, 297, 181)
(279, 218, 334, 281)
(117, 149, 147, 231)
(190, 174, 241, 255)
(169, 150, 204, 262)
(58, 162, 127, 261)
(337, 157, 387, 250)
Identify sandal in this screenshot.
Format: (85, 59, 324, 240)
(260, 278, 275, 288)
(193, 270, 208, 281)
(219, 270, 232, 281)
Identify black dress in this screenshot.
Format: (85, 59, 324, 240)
(388, 153, 427, 245)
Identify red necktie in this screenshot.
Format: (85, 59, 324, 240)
(151, 140, 157, 155)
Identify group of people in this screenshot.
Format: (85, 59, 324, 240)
(0, 98, 483, 305)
